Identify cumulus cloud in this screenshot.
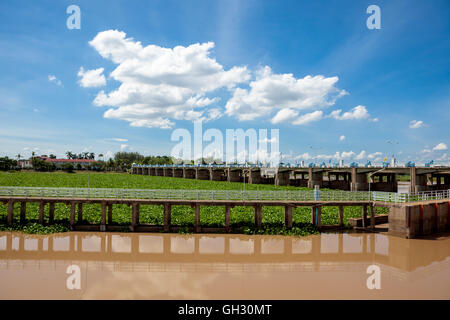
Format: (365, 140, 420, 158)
(368, 152, 382, 159)
(433, 143, 448, 151)
(339, 135, 345, 141)
(271, 108, 299, 124)
(355, 150, 366, 160)
(88, 30, 250, 128)
(225, 66, 347, 122)
(120, 144, 129, 151)
(109, 138, 128, 142)
(77, 67, 106, 88)
(292, 111, 323, 125)
(48, 75, 62, 86)
(329, 105, 370, 120)
(409, 120, 424, 129)
(295, 152, 313, 160)
(341, 151, 355, 158)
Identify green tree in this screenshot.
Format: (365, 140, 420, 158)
(62, 163, 74, 173)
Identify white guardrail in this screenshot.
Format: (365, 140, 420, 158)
(0, 186, 449, 203)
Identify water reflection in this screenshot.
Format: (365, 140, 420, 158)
(1, 231, 450, 299)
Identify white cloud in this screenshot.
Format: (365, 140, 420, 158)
(433, 143, 448, 151)
(421, 149, 432, 153)
(109, 138, 128, 142)
(341, 151, 355, 159)
(89, 30, 250, 128)
(355, 150, 366, 160)
(339, 135, 345, 141)
(271, 108, 299, 124)
(409, 120, 425, 129)
(368, 152, 382, 159)
(48, 75, 62, 86)
(295, 152, 313, 160)
(120, 144, 129, 151)
(225, 65, 347, 122)
(292, 111, 323, 125)
(77, 67, 106, 88)
(329, 105, 370, 120)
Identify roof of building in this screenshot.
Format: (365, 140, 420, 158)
(41, 157, 95, 163)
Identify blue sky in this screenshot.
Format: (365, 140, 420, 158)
(0, 0, 449, 164)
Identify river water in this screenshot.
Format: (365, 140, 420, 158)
(0, 231, 449, 299)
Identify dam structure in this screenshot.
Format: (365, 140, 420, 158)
(132, 164, 450, 193)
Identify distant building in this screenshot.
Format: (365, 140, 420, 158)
(38, 156, 96, 168)
(17, 159, 32, 169)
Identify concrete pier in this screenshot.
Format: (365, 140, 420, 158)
(307, 168, 323, 188)
(227, 168, 241, 182)
(163, 168, 173, 177)
(248, 169, 261, 184)
(388, 200, 450, 238)
(183, 168, 196, 179)
(275, 170, 290, 186)
(196, 168, 210, 180)
(210, 168, 226, 181)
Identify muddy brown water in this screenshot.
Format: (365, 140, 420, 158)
(0, 231, 449, 299)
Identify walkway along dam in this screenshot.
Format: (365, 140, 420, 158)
(1, 187, 449, 239)
(132, 164, 450, 193)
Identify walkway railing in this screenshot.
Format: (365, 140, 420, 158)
(0, 186, 449, 203)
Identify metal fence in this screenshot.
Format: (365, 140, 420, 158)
(0, 186, 449, 203)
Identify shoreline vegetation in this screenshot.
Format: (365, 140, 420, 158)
(0, 171, 387, 236)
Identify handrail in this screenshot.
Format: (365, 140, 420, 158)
(0, 186, 448, 203)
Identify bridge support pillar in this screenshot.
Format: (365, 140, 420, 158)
(69, 202, 76, 229)
(195, 204, 201, 232)
(163, 168, 172, 177)
(130, 203, 140, 231)
(20, 202, 26, 224)
(107, 203, 113, 224)
(227, 169, 241, 182)
(164, 203, 171, 232)
(307, 168, 323, 188)
(351, 168, 368, 191)
(210, 169, 224, 181)
(48, 202, 54, 224)
(225, 205, 231, 232)
(100, 202, 107, 231)
(196, 169, 210, 180)
(173, 168, 183, 178)
(254, 205, 263, 229)
(284, 206, 293, 229)
(362, 205, 368, 228)
(183, 169, 196, 179)
(275, 170, 290, 186)
(338, 206, 344, 226)
(410, 167, 428, 193)
(77, 203, 83, 223)
(39, 202, 45, 224)
(7, 200, 14, 225)
(249, 169, 261, 184)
